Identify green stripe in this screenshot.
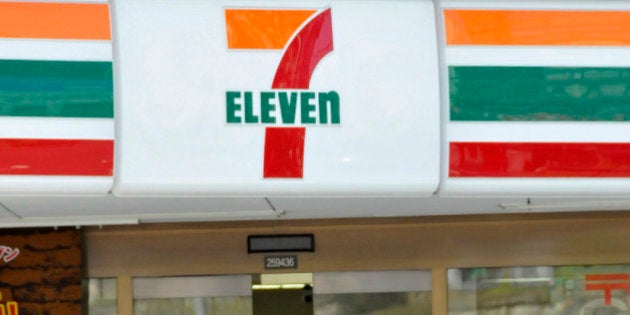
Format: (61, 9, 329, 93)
(450, 66, 630, 121)
(0, 60, 113, 118)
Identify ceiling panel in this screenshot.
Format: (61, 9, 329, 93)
(2, 195, 628, 229)
(0, 203, 18, 218)
(2, 196, 272, 218)
(268, 197, 529, 219)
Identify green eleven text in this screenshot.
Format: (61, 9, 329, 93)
(226, 91, 340, 124)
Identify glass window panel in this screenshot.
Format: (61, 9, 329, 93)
(314, 270, 432, 315)
(448, 265, 630, 315)
(86, 278, 117, 315)
(133, 275, 252, 315)
(134, 296, 252, 315)
(315, 292, 431, 315)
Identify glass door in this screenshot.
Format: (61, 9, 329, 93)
(127, 270, 432, 315)
(313, 270, 433, 314)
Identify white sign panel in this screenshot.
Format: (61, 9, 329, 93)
(439, 0, 630, 197)
(113, 0, 439, 196)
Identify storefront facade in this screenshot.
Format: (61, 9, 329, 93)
(1, 0, 630, 314)
(84, 212, 630, 315)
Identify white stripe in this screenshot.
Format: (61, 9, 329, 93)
(449, 122, 630, 142)
(0, 39, 111, 61)
(446, 46, 630, 67)
(0, 218, 137, 228)
(440, 0, 630, 10)
(0, 117, 113, 140)
(0, 176, 111, 195)
(441, 178, 630, 197)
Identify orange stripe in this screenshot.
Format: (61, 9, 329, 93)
(225, 9, 316, 49)
(445, 10, 630, 46)
(0, 2, 110, 40)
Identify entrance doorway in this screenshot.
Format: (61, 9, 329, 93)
(127, 270, 432, 315)
(252, 273, 313, 315)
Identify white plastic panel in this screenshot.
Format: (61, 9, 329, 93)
(0, 0, 114, 196)
(113, 0, 440, 197)
(1, 196, 272, 218)
(0, 205, 16, 218)
(438, 0, 630, 197)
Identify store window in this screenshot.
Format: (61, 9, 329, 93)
(121, 271, 431, 315)
(86, 278, 117, 315)
(448, 265, 630, 315)
(314, 270, 432, 314)
(133, 275, 253, 315)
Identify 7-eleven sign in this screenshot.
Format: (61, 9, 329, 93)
(224, 7, 337, 179)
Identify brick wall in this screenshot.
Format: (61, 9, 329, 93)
(0, 228, 82, 315)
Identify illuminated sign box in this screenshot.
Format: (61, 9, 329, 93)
(0, 0, 114, 195)
(440, 1, 630, 197)
(113, 0, 440, 197)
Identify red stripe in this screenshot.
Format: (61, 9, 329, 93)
(450, 142, 630, 177)
(272, 8, 333, 89)
(586, 283, 630, 290)
(0, 139, 113, 176)
(586, 274, 630, 281)
(264, 127, 305, 178)
(585, 283, 630, 305)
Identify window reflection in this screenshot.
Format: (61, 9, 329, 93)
(86, 278, 117, 315)
(134, 296, 252, 315)
(314, 270, 432, 315)
(132, 275, 253, 315)
(448, 265, 630, 315)
(315, 292, 431, 315)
